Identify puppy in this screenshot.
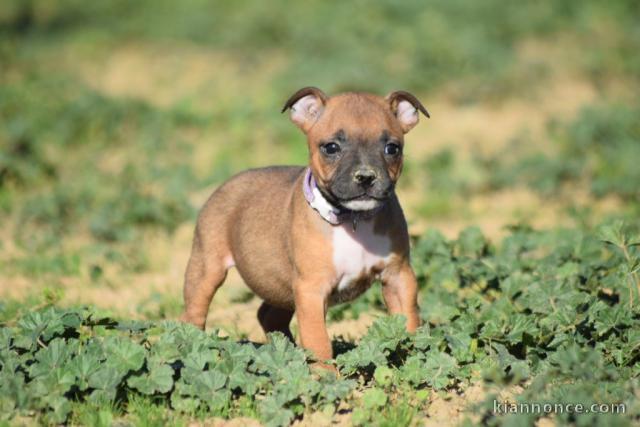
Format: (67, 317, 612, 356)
(181, 87, 429, 363)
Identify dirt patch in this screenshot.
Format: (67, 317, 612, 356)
(187, 417, 262, 427)
(423, 383, 486, 426)
(406, 34, 600, 159)
(407, 72, 595, 159)
(73, 42, 286, 112)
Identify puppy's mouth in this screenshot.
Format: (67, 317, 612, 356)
(316, 180, 393, 212)
(342, 193, 386, 202)
(331, 192, 389, 212)
(339, 196, 384, 212)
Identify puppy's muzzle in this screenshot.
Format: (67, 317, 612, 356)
(353, 167, 377, 188)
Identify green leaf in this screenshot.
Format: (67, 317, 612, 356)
(170, 393, 201, 413)
(398, 354, 429, 386)
(336, 341, 387, 374)
(179, 368, 227, 398)
(360, 315, 409, 352)
(27, 368, 75, 398)
(41, 395, 71, 424)
(413, 326, 444, 350)
(197, 369, 227, 391)
(423, 351, 458, 390)
(505, 314, 538, 344)
(259, 395, 294, 427)
(318, 378, 355, 402)
(69, 343, 103, 391)
(102, 336, 145, 373)
(374, 365, 394, 387)
(598, 220, 627, 247)
(182, 347, 218, 371)
(260, 332, 305, 363)
(127, 362, 174, 394)
(456, 226, 487, 258)
(445, 331, 474, 362)
(14, 309, 64, 350)
(351, 407, 369, 426)
(88, 365, 123, 393)
(362, 388, 387, 409)
(28, 338, 74, 378)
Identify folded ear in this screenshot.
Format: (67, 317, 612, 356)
(386, 90, 430, 133)
(281, 87, 327, 132)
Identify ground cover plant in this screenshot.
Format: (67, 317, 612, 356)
(2, 223, 639, 425)
(1, 0, 639, 425)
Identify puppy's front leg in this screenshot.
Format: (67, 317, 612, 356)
(381, 262, 420, 332)
(293, 281, 332, 362)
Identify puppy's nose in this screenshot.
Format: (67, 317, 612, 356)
(354, 167, 377, 187)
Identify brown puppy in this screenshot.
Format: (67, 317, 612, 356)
(180, 87, 429, 363)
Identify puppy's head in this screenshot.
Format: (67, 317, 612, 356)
(282, 87, 429, 211)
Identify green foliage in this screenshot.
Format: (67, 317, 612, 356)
(478, 101, 640, 204)
(406, 98, 640, 217)
(2, 0, 638, 96)
(1, 77, 197, 238)
(341, 224, 638, 425)
(2, 0, 639, 283)
(0, 74, 197, 276)
(560, 103, 640, 201)
(2, 224, 638, 425)
(0, 307, 355, 425)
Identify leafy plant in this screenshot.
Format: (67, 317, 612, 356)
(0, 307, 355, 425)
(2, 223, 639, 425)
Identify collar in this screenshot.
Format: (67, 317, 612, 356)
(302, 167, 383, 230)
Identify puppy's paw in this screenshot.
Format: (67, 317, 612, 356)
(178, 312, 205, 330)
(310, 361, 339, 378)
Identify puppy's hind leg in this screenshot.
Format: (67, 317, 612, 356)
(257, 302, 294, 341)
(180, 234, 230, 330)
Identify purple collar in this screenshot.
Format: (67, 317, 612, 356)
(302, 168, 383, 229)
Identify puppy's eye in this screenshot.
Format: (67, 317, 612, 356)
(321, 142, 341, 155)
(384, 143, 401, 156)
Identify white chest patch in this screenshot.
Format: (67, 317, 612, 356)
(331, 220, 392, 303)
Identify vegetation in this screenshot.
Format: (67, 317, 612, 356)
(2, 224, 639, 425)
(1, 0, 639, 425)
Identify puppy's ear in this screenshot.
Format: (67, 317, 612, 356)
(281, 87, 327, 132)
(386, 90, 430, 133)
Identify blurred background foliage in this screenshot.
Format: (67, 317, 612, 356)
(0, 0, 638, 319)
